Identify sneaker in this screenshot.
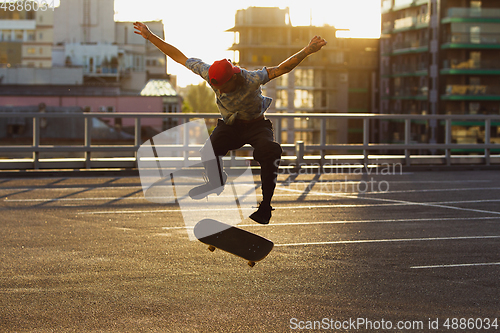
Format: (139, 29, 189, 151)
(249, 203, 274, 225)
(189, 172, 227, 200)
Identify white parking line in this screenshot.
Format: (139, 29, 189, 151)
(275, 235, 500, 247)
(275, 185, 500, 196)
(75, 197, 500, 215)
(160, 216, 500, 230)
(341, 194, 500, 216)
(3, 196, 144, 202)
(275, 186, 500, 216)
(411, 262, 500, 269)
(0, 186, 144, 192)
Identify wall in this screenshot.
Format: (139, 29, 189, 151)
(0, 95, 164, 129)
(0, 67, 83, 84)
(53, 0, 115, 44)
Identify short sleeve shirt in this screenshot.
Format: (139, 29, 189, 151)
(185, 58, 272, 125)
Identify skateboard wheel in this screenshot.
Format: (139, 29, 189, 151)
(248, 261, 256, 268)
(208, 245, 216, 252)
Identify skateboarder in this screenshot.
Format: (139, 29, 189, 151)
(134, 22, 326, 224)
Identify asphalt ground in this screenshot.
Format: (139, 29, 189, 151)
(1, 170, 499, 332)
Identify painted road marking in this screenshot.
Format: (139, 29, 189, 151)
(275, 235, 500, 247)
(160, 216, 500, 230)
(275, 185, 500, 216)
(411, 262, 500, 269)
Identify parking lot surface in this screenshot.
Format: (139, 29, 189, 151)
(1, 170, 499, 332)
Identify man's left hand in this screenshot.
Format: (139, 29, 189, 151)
(305, 36, 327, 55)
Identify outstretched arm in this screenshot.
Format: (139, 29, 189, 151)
(133, 22, 188, 67)
(267, 36, 327, 80)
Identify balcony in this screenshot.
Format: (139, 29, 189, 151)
(441, 59, 500, 75)
(381, 0, 392, 14)
(443, 85, 500, 100)
(393, 14, 430, 32)
(382, 21, 393, 34)
(391, 63, 428, 77)
(382, 0, 429, 13)
(443, 7, 500, 23)
(391, 39, 429, 55)
(442, 33, 500, 49)
(393, 86, 428, 100)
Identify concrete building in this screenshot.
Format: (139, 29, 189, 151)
(1, 0, 168, 91)
(0, 1, 181, 145)
(380, 0, 500, 146)
(345, 38, 380, 145)
(52, 0, 166, 91)
(0, 3, 53, 68)
(228, 7, 379, 147)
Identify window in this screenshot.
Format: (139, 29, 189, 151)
(294, 90, 313, 109)
(294, 117, 311, 129)
(470, 26, 480, 44)
(469, 102, 480, 114)
(294, 131, 313, 144)
(470, 51, 481, 68)
(275, 90, 288, 108)
(469, 77, 480, 86)
(470, 1, 481, 17)
(294, 69, 313, 87)
(15, 30, 23, 41)
(276, 73, 288, 87)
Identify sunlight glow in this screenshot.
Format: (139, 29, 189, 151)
(114, 0, 381, 87)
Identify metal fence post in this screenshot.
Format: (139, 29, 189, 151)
(485, 118, 491, 166)
(32, 116, 39, 170)
(84, 115, 91, 169)
(135, 117, 141, 167)
(363, 118, 369, 167)
(183, 117, 190, 167)
(445, 118, 451, 166)
(320, 118, 326, 173)
(295, 141, 304, 173)
(405, 118, 411, 166)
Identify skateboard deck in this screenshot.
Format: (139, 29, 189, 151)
(194, 219, 274, 267)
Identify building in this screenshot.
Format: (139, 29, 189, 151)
(53, 0, 166, 91)
(0, 1, 181, 145)
(345, 38, 380, 144)
(228, 7, 379, 148)
(380, 0, 500, 146)
(1, 0, 168, 91)
(0, 2, 53, 68)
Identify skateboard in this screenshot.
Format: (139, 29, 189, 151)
(194, 219, 274, 267)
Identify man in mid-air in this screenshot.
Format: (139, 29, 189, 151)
(134, 21, 326, 224)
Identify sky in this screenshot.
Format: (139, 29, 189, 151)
(114, 0, 381, 87)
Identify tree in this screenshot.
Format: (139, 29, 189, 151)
(183, 82, 219, 113)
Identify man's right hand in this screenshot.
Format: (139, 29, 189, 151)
(134, 22, 152, 40)
(133, 21, 188, 66)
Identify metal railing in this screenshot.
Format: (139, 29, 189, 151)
(1, 112, 500, 171)
(446, 33, 500, 45)
(446, 7, 500, 19)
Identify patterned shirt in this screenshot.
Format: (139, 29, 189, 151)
(185, 58, 272, 125)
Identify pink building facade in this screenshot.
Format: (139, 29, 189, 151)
(0, 95, 166, 129)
